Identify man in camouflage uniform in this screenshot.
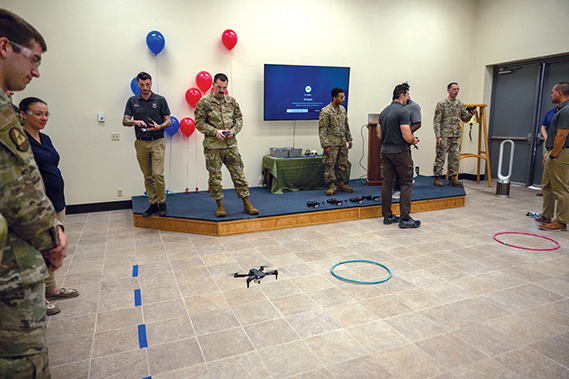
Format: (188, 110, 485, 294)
(319, 87, 353, 196)
(433, 82, 476, 187)
(0, 214, 6, 252)
(195, 73, 259, 217)
(0, 9, 69, 378)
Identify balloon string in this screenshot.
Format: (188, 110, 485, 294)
(186, 138, 189, 190)
(155, 57, 159, 94)
(229, 50, 233, 96)
(168, 136, 172, 191)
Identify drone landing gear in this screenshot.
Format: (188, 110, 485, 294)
(234, 266, 278, 288)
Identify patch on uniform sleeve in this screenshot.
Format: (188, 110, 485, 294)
(9, 127, 29, 151)
(319, 118, 325, 127)
(0, 107, 18, 130)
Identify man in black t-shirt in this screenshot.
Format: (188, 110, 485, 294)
(377, 84, 420, 228)
(123, 72, 171, 217)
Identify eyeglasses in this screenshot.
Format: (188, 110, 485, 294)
(9, 41, 42, 68)
(27, 111, 50, 118)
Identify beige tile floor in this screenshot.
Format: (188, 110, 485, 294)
(47, 181, 569, 379)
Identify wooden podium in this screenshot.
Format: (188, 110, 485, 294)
(366, 125, 382, 185)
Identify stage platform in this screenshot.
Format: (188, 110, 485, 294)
(132, 176, 465, 236)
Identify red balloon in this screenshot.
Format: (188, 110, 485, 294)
(179, 117, 195, 137)
(222, 29, 238, 50)
(196, 71, 212, 93)
(185, 88, 202, 108)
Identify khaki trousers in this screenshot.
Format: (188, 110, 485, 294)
(542, 148, 569, 225)
(45, 208, 65, 295)
(135, 138, 166, 204)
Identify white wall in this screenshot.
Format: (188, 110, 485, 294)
(460, 0, 569, 174)
(3, 0, 566, 205)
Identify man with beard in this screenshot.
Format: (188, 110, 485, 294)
(123, 71, 171, 217)
(538, 82, 569, 231)
(377, 84, 421, 228)
(195, 73, 259, 217)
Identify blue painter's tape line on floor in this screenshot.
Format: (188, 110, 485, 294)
(138, 324, 148, 349)
(134, 289, 142, 306)
(133, 265, 139, 277)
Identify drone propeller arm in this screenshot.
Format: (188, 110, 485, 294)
(234, 273, 249, 278)
(264, 270, 278, 279)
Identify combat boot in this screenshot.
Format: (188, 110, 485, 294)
(325, 183, 336, 196)
(157, 202, 167, 216)
(433, 176, 443, 187)
(142, 203, 159, 217)
(448, 177, 464, 188)
(242, 197, 259, 215)
(337, 181, 353, 193)
(216, 199, 226, 217)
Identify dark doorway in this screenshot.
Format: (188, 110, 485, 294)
(488, 56, 569, 186)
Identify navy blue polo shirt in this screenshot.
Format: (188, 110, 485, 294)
(378, 101, 412, 153)
(542, 108, 558, 133)
(124, 92, 170, 139)
(25, 131, 66, 212)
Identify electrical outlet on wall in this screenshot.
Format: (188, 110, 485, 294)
(117, 188, 123, 197)
(111, 132, 120, 141)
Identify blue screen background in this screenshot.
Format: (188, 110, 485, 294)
(264, 64, 350, 121)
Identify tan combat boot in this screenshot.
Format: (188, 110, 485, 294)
(215, 199, 226, 217)
(242, 197, 259, 215)
(325, 183, 336, 196)
(448, 177, 464, 188)
(337, 181, 353, 193)
(433, 176, 443, 187)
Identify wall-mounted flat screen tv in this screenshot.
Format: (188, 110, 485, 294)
(264, 64, 350, 121)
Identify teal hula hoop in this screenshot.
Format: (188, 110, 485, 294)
(330, 259, 392, 284)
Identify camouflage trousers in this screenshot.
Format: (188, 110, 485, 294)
(433, 136, 461, 177)
(0, 352, 50, 379)
(323, 146, 348, 185)
(205, 147, 250, 200)
(0, 281, 50, 378)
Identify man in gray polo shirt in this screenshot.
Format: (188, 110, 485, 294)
(123, 72, 171, 217)
(538, 82, 569, 231)
(377, 83, 420, 228)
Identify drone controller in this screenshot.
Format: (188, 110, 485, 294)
(327, 198, 344, 205)
(307, 201, 324, 208)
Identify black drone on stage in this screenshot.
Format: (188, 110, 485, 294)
(234, 266, 278, 288)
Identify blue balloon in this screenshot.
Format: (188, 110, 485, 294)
(146, 31, 165, 55)
(165, 116, 179, 136)
(130, 77, 140, 95)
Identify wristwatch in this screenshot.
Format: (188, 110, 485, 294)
(549, 154, 557, 160)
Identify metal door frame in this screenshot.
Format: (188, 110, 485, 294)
(489, 54, 569, 186)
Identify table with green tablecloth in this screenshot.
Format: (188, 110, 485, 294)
(262, 155, 351, 194)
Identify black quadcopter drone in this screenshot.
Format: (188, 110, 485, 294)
(234, 266, 278, 288)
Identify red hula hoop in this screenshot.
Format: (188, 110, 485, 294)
(493, 231, 560, 251)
